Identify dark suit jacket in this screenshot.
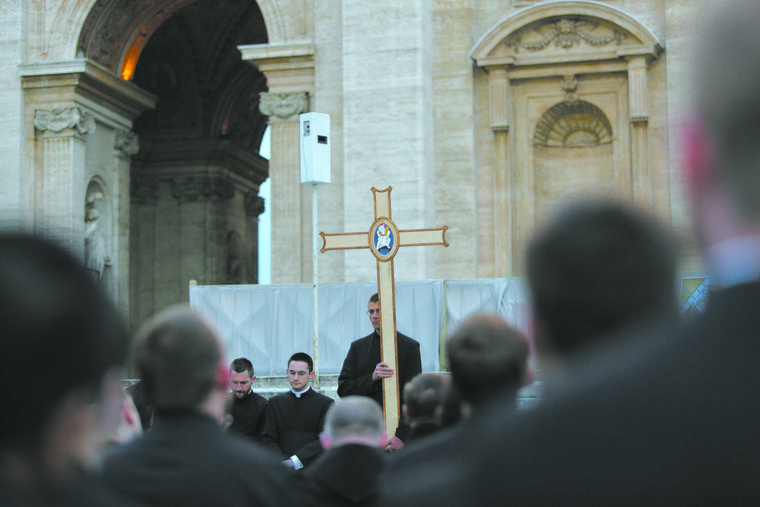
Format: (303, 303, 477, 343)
(338, 330, 422, 440)
(228, 389, 268, 443)
(101, 411, 299, 507)
(262, 388, 334, 467)
(303, 443, 388, 507)
(385, 281, 760, 505)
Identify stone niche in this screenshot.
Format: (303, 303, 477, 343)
(470, 1, 664, 276)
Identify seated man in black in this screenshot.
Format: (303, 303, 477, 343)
(338, 292, 422, 448)
(227, 357, 268, 443)
(262, 352, 334, 469)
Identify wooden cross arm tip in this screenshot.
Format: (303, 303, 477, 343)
(398, 225, 449, 247)
(320, 231, 369, 252)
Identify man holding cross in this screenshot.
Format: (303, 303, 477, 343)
(322, 186, 446, 447)
(338, 292, 422, 448)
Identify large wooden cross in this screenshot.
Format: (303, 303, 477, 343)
(320, 186, 448, 436)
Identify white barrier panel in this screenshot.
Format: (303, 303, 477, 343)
(190, 279, 528, 376)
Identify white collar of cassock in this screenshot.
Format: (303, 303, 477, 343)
(291, 385, 311, 398)
(708, 233, 760, 288)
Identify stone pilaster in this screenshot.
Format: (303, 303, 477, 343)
(488, 68, 510, 132)
(239, 42, 315, 284)
(627, 55, 652, 207)
(483, 67, 513, 277)
(130, 177, 158, 326)
(260, 92, 309, 283)
(342, 0, 435, 281)
(245, 191, 266, 283)
(33, 106, 95, 254)
(112, 129, 138, 316)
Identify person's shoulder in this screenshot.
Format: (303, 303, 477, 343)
(221, 430, 281, 458)
(100, 435, 149, 476)
(397, 331, 420, 345)
(351, 332, 375, 345)
(267, 392, 290, 404)
(312, 391, 335, 404)
(252, 392, 269, 404)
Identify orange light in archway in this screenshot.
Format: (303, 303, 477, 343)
(121, 43, 141, 81)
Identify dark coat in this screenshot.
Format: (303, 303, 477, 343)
(403, 422, 442, 446)
(101, 411, 298, 507)
(303, 444, 388, 507)
(385, 281, 760, 505)
(228, 389, 268, 443)
(262, 388, 334, 467)
(338, 330, 422, 440)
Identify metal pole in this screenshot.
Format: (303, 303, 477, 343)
(312, 183, 319, 389)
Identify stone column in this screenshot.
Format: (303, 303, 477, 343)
(342, 0, 434, 281)
(480, 67, 512, 277)
(239, 42, 315, 284)
(627, 55, 651, 207)
(245, 191, 266, 284)
(259, 91, 310, 283)
(33, 106, 95, 254)
(131, 177, 158, 327)
(113, 129, 138, 316)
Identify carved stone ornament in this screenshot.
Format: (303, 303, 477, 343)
(171, 176, 236, 203)
(34, 107, 96, 135)
(114, 130, 139, 158)
(244, 191, 266, 218)
(259, 92, 309, 120)
(534, 100, 613, 148)
(561, 74, 579, 104)
(507, 18, 626, 52)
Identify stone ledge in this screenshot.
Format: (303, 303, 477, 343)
(125, 373, 543, 407)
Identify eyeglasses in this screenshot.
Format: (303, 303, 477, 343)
(367, 309, 380, 315)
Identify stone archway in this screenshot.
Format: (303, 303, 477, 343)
(470, 1, 664, 277)
(77, 0, 273, 324)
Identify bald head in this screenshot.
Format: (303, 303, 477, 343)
(322, 396, 385, 448)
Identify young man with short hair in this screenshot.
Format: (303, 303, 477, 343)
(262, 352, 334, 469)
(338, 292, 422, 447)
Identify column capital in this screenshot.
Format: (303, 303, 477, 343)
(486, 67, 510, 132)
(259, 91, 309, 121)
(244, 191, 266, 218)
(34, 107, 96, 135)
(627, 55, 650, 124)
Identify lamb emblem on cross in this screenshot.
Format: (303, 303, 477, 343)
(374, 223, 394, 253)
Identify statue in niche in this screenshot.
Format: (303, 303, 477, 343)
(84, 192, 112, 281)
(225, 231, 245, 284)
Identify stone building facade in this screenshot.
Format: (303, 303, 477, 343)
(1, 0, 704, 326)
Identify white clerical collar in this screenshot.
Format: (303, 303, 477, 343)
(291, 385, 311, 398)
(707, 234, 760, 287)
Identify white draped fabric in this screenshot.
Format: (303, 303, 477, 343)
(189, 279, 528, 377)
